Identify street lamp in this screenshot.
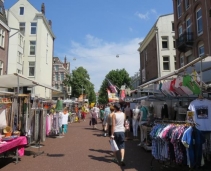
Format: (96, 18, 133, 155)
(81, 85, 85, 103)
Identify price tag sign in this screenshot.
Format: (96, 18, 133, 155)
(187, 111, 194, 122)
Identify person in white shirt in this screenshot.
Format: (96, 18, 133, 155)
(61, 107, 69, 135)
(111, 102, 126, 166)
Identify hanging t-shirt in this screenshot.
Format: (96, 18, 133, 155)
(183, 75, 201, 95)
(188, 99, 211, 131)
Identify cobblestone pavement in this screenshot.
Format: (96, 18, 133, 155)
(0, 117, 211, 171)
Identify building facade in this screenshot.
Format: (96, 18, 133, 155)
(138, 14, 176, 84)
(52, 56, 71, 100)
(7, 0, 55, 98)
(173, 0, 211, 84)
(0, 0, 9, 76)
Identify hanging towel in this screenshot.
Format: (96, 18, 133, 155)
(0, 109, 7, 128)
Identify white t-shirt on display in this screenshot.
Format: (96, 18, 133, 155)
(188, 99, 211, 131)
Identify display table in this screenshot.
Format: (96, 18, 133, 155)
(0, 136, 27, 163)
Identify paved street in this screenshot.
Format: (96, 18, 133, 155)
(1, 118, 211, 171)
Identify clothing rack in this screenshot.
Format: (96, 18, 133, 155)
(150, 119, 208, 171)
(153, 119, 199, 126)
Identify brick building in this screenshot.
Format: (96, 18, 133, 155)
(173, 0, 211, 83)
(173, 0, 211, 66)
(138, 14, 176, 85)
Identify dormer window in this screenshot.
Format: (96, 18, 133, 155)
(20, 7, 24, 15)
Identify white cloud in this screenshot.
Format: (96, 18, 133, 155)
(136, 9, 158, 20)
(136, 11, 149, 20)
(57, 35, 143, 92)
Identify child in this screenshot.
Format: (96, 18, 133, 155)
(61, 107, 69, 135)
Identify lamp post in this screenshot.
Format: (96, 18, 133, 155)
(81, 85, 85, 104)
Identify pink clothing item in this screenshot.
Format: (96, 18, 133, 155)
(120, 90, 125, 100)
(0, 136, 27, 156)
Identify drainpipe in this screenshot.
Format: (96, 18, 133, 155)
(155, 27, 161, 78)
(205, 0, 211, 54)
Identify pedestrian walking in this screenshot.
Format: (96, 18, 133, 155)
(111, 102, 126, 166)
(91, 107, 98, 129)
(107, 105, 115, 137)
(103, 104, 110, 137)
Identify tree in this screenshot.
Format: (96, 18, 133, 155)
(98, 69, 131, 104)
(63, 66, 96, 103)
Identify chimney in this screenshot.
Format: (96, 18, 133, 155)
(41, 3, 45, 15)
(48, 20, 52, 28)
(63, 56, 67, 69)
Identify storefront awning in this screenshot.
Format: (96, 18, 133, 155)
(0, 74, 35, 88)
(14, 73, 61, 92)
(0, 73, 61, 92)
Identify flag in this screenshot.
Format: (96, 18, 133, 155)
(107, 89, 119, 102)
(106, 78, 118, 93)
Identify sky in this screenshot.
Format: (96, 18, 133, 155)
(5, 0, 173, 92)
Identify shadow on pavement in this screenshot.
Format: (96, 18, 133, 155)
(89, 149, 113, 155)
(46, 153, 65, 157)
(88, 155, 113, 164)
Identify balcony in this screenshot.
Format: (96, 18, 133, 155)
(176, 32, 194, 52)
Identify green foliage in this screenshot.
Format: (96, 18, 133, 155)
(63, 66, 96, 103)
(98, 69, 131, 104)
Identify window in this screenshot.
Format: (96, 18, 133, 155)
(0, 61, 3, 75)
(61, 73, 64, 81)
(186, 17, 192, 40)
(178, 25, 183, 36)
(60, 84, 63, 92)
(55, 73, 59, 81)
(180, 56, 184, 67)
(163, 56, 170, 70)
(162, 37, 168, 49)
(17, 51, 22, 64)
(19, 22, 25, 35)
(174, 56, 177, 69)
(177, 0, 182, 18)
(29, 41, 36, 55)
(172, 22, 175, 31)
(54, 65, 59, 71)
(30, 23, 37, 34)
(0, 28, 5, 48)
(198, 45, 204, 57)
(185, 0, 190, 10)
(29, 62, 35, 76)
(55, 84, 59, 89)
(196, 8, 203, 35)
(46, 50, 48, 64)
(19, 7, 24, 15)
(18, 34, 24, 47)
